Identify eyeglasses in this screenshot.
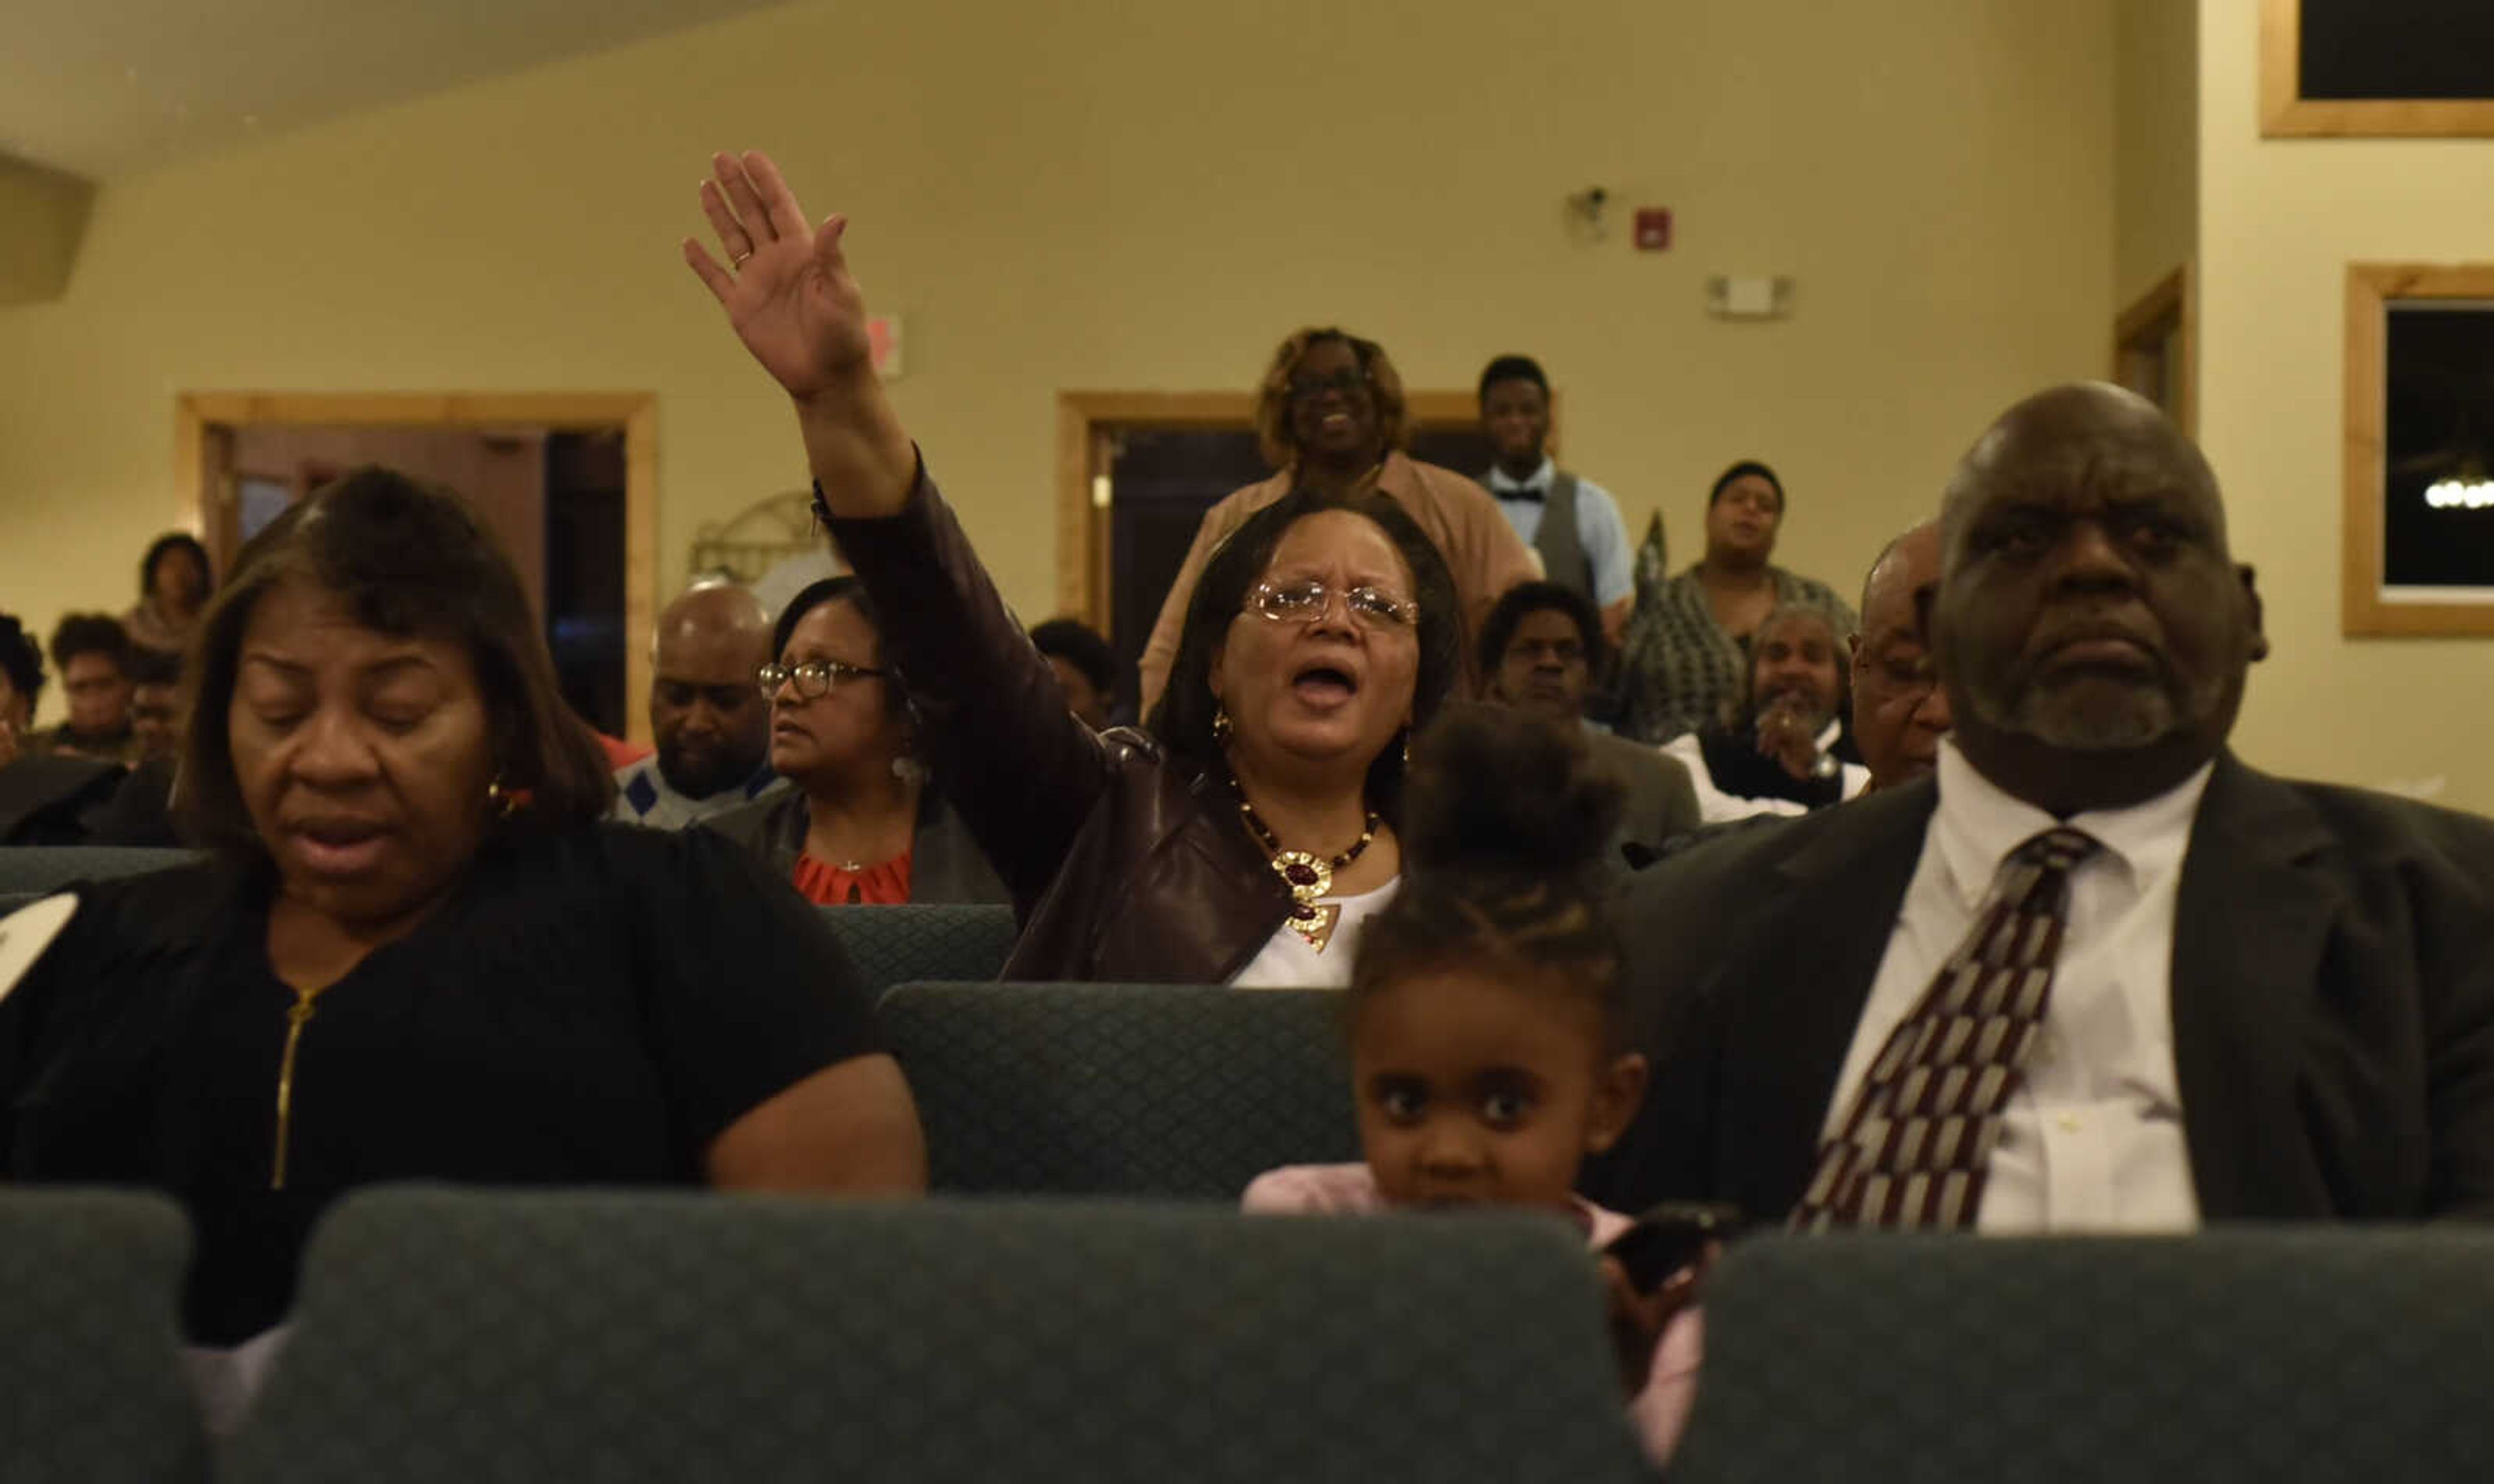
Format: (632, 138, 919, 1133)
(1247, 579, 1417, 631)
(757, 660, 889, 700)
(1286, 367, 1373, 401)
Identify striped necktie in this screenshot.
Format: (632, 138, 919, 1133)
(1790, 825, 2102, 1232)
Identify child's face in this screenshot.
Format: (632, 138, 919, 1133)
(1351, 968, 1648, 1212)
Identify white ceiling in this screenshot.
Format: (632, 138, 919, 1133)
(2, 0, 796, 179)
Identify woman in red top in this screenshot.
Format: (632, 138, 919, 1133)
(703, 577, 1005, 907)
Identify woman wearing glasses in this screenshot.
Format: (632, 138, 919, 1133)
(701, 577, 1007, 906)
(683, 151, 1463, 985)
(1133, 326, 1537, 714)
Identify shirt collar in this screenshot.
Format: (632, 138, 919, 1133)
(1485, 457, 1556, 496)
(1930, 738, 2213, 910)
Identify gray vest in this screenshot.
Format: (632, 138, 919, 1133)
(1531, 472, 1595, 599)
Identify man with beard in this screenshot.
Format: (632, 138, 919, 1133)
(1591, 383, 2494, 1226)
(1661, 604, 1869, 822)
(1478, 581, 1699, 861)
(613, 582, 781, 829)
(1849, 520, 1954, 792)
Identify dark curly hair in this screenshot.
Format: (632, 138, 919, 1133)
(1029, 618, 1117, 698)
(0, 614, 42, 714)
(180, 466, 615, 859)
(49, 612, 132, 675)
(1476, 580, 1607, 681)
(1146, 488, 1461, 827)
(138, 531, 214, 604)
(1350, 703, 1627, 1046)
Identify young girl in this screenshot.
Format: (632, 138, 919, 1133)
(1242, 701, 1706, 1468)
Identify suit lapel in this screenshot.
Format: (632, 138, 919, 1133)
(2169, 754, 2343, 1218)
(1715, 782, 1936, 1218)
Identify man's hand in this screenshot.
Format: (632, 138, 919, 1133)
(1754, 696, 1822, 781)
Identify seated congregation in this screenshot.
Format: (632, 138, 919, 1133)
(0, 147, 2489, 1476)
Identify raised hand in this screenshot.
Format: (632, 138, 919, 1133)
(683, 151, 873, 403)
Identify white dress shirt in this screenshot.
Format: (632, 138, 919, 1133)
(1484, 457, 1635, 607)
(1821, 740, 2210, 1233)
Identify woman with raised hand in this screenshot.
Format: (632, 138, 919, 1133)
(683, 151, 1463, 986)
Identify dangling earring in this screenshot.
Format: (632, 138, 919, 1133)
(892, 755, 927, 785)
(1213, 706, 1233, 745)
(486, 776, 520, 819)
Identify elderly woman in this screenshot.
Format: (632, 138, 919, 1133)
(1661, 603, 1869, 822)
(1134, 325, 1535, 714)
(1613, 460, 1856, 744)
(684, 151, 1462, 985)
(701, 577, 1007, 905)
(125, 531, 215, 662)
(0, 468, 924, 1350)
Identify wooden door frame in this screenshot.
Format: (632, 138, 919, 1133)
(175, 390, 660, 742)
(2341, 264, 2494, 637)
(2113, 263, 2195, 438)
(1053, 388, 1533, 631)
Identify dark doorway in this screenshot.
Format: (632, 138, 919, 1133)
(544, 432, 630, 735)
(1107, 429, 1272, 685)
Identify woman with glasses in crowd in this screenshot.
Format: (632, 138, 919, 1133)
(1133, 325, 1535, 714)
(683, 151, 1464, 986)
(701, 577, 1006, 905)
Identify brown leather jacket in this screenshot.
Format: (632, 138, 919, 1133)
(825, 470, 1294, 983)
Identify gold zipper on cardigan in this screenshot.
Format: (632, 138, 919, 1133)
(270, 986, 327, 1190)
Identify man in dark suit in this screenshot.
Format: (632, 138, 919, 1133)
(1591, 383, 2494, 1226)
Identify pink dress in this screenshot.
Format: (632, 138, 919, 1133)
(1241, 1163, 1704, 1468)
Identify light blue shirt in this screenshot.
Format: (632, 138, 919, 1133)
(1485, 457, 1635, 607)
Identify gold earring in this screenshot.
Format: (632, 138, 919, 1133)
(1213, 706, 1233, 744)
(486, 777, 520, 819)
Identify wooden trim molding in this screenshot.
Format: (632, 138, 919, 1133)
(2262, 0, 2494, 139)
(2112, 264, 2195, 438)
(174, 390, 661, 739)
(2341, 264, 2494, 637)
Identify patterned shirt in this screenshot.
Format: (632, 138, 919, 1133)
(610, 758, 782, 831)
(1613, 551, 1857, 745)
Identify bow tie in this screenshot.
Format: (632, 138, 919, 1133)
(1500, 483, 1548, 503)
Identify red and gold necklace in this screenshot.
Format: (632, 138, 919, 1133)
(1237, 799, 1379, 951)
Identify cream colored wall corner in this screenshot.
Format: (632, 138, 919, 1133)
(2195, 0, 2494, 812)
(2115, 0, 2197, 309)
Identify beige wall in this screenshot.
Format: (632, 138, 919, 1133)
(0, 0, 2114, 726)
(2114, 0, 2197, 307)
(2196, 0, 2494, 811)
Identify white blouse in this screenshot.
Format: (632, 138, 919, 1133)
(1229, 880, 1402, 989)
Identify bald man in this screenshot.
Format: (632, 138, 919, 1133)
(1848, 520, 1952, 792)
(613, 582, 783, 829)
(1594, 382, 2494, 1227)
